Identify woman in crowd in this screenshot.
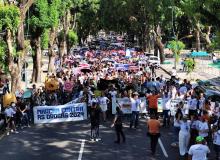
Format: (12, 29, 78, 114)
(111, 106, 125, 144)
(99, 92, 110, 122)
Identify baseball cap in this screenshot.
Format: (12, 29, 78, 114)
(196, 136, 204, 143)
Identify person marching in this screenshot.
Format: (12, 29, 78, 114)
(130, 92, 141, 129)
(147, 91, 160, 116)
(213, 125, 220, 160)
(111, 106, 126, 144)
(90, 102, 101, 142)
(188, 136, 210, 160)
(147, 114, 161, 155)
(178, 115, 190, 157)
(99, 92, 110, 122)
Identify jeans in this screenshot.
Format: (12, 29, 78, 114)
(163, 110, 170, 126)
(130, 111, 139, 128)
(149, 133, 160, 154)
(214, 144, 220, 160)
(115, 124, 125, 143)
(21, 113, 29, 126)
(149, 108, 158, 116)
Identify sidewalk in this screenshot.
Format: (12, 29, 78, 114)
(162, 58, 220, 85)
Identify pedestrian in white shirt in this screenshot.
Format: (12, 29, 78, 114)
(162, 92, 171, 127)
(198, 117, 209, 142)
(5, 103, 18, 135)
(213, 128, 220, 160)
(99, 92, 110, 122)
(188, 97, 198, 119)
(179, 116, 190, 156)
(188, 136, 210, 160)
(130, 92, 141, 129)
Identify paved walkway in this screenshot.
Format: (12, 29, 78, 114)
(162, 58, 220, 85)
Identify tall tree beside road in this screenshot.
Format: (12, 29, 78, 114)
(77, 0, 100, 45)
(29, 0, 51, 83)
(0, 1, 34, 92)
(47, 0, 61, 73)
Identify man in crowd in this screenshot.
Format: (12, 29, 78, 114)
(188, 136, 210, 160)
(147, 91, 160, 116)
(90, 102, 101, 142)
(147, 114, 161, 155)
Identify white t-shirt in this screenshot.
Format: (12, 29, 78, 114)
(5, 107, 16, 117)
(179, 120, 190, 133)
(109, 90, 117, 98)
(190, 120, 200, 130)
(189, 98, 198, 110)
(188, 144, 210, 160)
(131, 98, 140, 112)
(179, 86, 187, 95)
(198, 121, 209, 137)
(99, 97, 108, 105)
(213, 130, 220, 145)
(162, 97, 171, 110)
(171, 69, 177, 76)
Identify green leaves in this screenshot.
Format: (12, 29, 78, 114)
(29, 0, 62, 35)
(168, 40, 185, 55)
(168, 40, 185, 63)
(0, 4, 20, 33)
(185, 58, 195, 73)
(67, 29, 78, 47)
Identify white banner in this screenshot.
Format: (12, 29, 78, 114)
(33, 103, 87, 124)
(112, 97, 146, 114)
(170, 99, 188, 115)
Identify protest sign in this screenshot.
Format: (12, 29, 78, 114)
(112, 97, 146, 114)
(157, 98, 163, 113)
(33, 103, 87, 124)
(170, 99, 188, 115)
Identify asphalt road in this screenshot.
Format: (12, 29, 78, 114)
(0, 118, 184, 160)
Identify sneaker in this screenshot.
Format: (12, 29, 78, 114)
(6, 132, 10, 136)
(95, 139, 99, 142)
(15, 131, 19, 134)
(90, 138, 95, 142)
(27, 125, 31, 128)
(11, 129, 14, 133)
(97, 138, 101, 141)
(21, 126, 24, 129)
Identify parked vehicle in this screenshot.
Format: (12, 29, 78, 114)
(148, 56, 160, 67)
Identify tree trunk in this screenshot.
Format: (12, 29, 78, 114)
(195, 23, 201, 51)
(153, 25, 165, 63)
(6, 29, 21, 92)
(32, 36, 42, 83)
(59, 11, 69, 65)
(156, 36, 165, 63)
(203, 26, 212, 51)
(48, 27, 57, 73)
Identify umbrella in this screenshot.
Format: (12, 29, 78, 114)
(80, 68, 92, 73)
(116, 67, 128, 71)
(22, 89, 32, 99)
(129, 66, 139, 72)
(75, 55, 83, 59)
(118, 50, 126, 55)
(101, 58, 115, 63)
(79, 63, 90, 68)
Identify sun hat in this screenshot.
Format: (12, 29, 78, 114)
(196, 136, 204, 143)
(133, 92, 139, 95)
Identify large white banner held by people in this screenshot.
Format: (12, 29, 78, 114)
(112, 97, 147, 114)
(33, 103, 87, 124)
